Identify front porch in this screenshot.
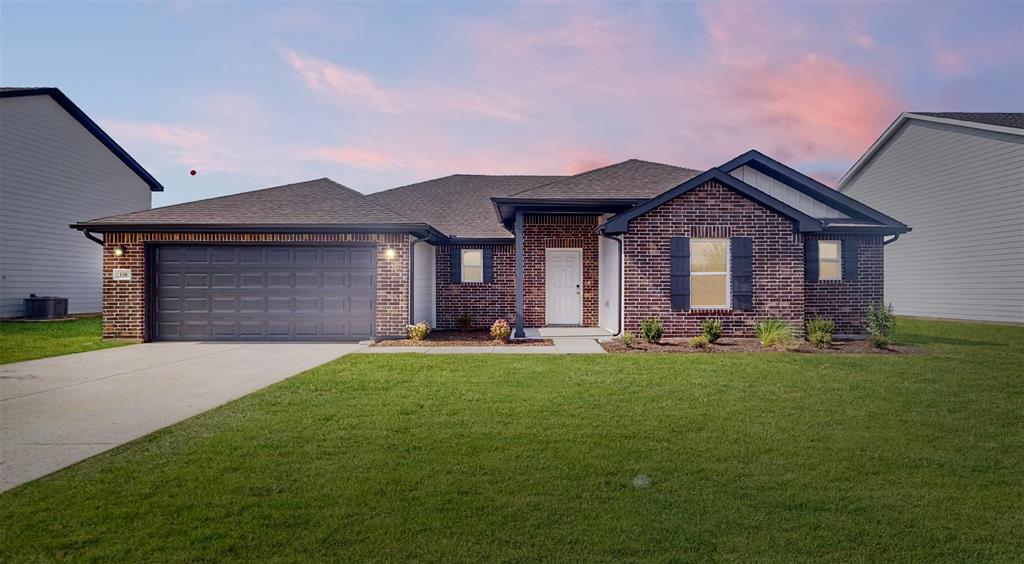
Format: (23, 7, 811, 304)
(522, 326, 614, 339)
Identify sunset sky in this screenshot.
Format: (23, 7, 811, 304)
(3, 0, 1022, 206)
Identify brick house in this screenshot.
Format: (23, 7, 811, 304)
(73, 150, 909, 342)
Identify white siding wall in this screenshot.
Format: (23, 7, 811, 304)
(730, 165, 848, 218)
(0, 96, 152, 317)
(598, 235, 620, 333)
(412, 243, 436, 326)
(840, 120, 1024, 323)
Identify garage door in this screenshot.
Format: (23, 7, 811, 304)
(153, 244, 376, 341)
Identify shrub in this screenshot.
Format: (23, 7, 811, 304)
(699, 319, 723, 343)
(868, 334, 890, 350)
(457, 313, 472, 331)
(866, 303, 896, 339)
(406, 321, 431, 341)
(689, 335, 710, 349)
(805, 317, 835, 349)
(755, 319, 792, 348)
(620, 331, 636, 348)
(640, 317, 664, 343)
(489, 319, 512, 342)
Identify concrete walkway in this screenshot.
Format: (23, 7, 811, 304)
(360, 337, 606, 354)
(0, 342, 361, 492)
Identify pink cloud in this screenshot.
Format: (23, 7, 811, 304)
(308, 146, 401, 171)
(934, 49, 969, 76)
(280, 47, 404, 113)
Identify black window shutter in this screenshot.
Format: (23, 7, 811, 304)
(730, 237, 753, 311)
(842, 238, 859, 281)
(670, 237, 690, 311)
(483, 248, 494, 283)
(450, 247, 462, 284)
(805, 239, 819, 282)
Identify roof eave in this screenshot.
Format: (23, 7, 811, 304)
(70, 222, 445, 241)
(1, 87, 165, 192)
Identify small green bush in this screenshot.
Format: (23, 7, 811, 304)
(868, 334, 890, 349)
(699, 319, 723, 343)
(689, 335, 710, 349)
(406, 321, 431, 341)
(866, 303, 896, 339)
(755, 319, 792, 348)
(620, 331, 636, 348)
(457, 313, 472, 331)
(805, 317, 835, 349)
(640, 317, 664, 343)
(489, 319, 512, 342)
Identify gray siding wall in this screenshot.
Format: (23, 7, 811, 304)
(840, 120, 1024, 323)
(0, 96, 152, 317)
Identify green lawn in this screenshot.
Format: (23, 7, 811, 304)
(0, 316, 135, 364)
(2, 318, 1021, 561)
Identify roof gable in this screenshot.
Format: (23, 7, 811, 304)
(1, 87, 164, 192)
(601, 168, 823, 234)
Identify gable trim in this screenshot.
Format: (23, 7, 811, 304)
(0, 87, 164, 192)
(600, 168, 823, 235)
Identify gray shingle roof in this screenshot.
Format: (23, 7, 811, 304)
(914, 112, 1024, 130)
(366, 175, 564, 239)
(507, 159, 701, 200)
(76, 178, 417, 227)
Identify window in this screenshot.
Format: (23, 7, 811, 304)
(818, 240, 841, 281)
(461, 249, 483, 283)
(691, 238, 729, 308)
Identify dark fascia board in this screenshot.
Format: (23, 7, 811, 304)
(601, 168, 823, 234)
(70, 222, 446, 241)
(718, 149, 908, 230)
(1, 88, 165, 192)
(492, 197, 643, 229)
(820, 224, 912, 236)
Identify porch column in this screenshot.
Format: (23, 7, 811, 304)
(514, 210, 525, 338)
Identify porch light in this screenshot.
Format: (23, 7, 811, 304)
(384, 248, 396, 260)
(113, 246, 125, 257)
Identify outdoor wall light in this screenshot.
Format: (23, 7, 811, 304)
(384, 248, 397, 260)
(113, 246, 125, 257)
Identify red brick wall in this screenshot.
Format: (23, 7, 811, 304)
(101, 232, 412, 340)
(523, 215, 599, 327)
(434, 244, 515, 329)
(621, 180, 805, 337)
(805, 235, 884, 337)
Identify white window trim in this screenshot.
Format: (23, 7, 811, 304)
(690, 238, 731, 310)
(818, 240, 842, 281)
(461, 248, 484, 283)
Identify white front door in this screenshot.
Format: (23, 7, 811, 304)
(546, 249, 582, 325)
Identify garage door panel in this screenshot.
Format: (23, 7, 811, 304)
(154, 244, 376, 341)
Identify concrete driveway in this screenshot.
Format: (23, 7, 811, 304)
(0, 342, 363, 492)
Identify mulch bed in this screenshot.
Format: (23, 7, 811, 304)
(373, 330, 553, 347)
(601, 337, 916, 354)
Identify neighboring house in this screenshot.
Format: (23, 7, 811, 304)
(0, 87, 162, 317)
(838, 112, 1024, 324)
(73, 150, 908, 342)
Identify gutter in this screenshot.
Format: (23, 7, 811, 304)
(82, 229, 104, 246)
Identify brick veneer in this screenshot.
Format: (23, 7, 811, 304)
(523, 215, 600, 327)
(621, 180, 805, 337)
(805, 235, 884, 337)
(100, 232, 411, 340)
(434, 244, 516, 329)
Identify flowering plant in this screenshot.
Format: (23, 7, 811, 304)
(490, 319, 512, 342)
(406, 321, 431, 341)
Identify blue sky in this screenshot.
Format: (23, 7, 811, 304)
(3, 0, 1021, 207)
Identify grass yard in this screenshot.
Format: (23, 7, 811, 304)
(1, 318, 1021, 561)
(0, 316, 135, 364)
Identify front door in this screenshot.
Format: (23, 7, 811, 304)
(545, 249, 582, 325)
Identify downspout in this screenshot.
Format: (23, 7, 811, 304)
(82, 230, 104, 246)
(600, 232, 623, 336)
(408, 234, 430, 325)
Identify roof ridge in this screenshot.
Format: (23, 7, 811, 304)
(506, 158, 699, 197)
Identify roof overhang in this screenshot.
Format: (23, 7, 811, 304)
(1, 88, 165, 192)
(837, 112, 1024, 189)
(491, 197, 643, 230)
(70, 222, 446, 242)
(601, 169, 824, 235)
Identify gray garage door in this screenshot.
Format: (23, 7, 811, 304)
(153, 244, 376, 341)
